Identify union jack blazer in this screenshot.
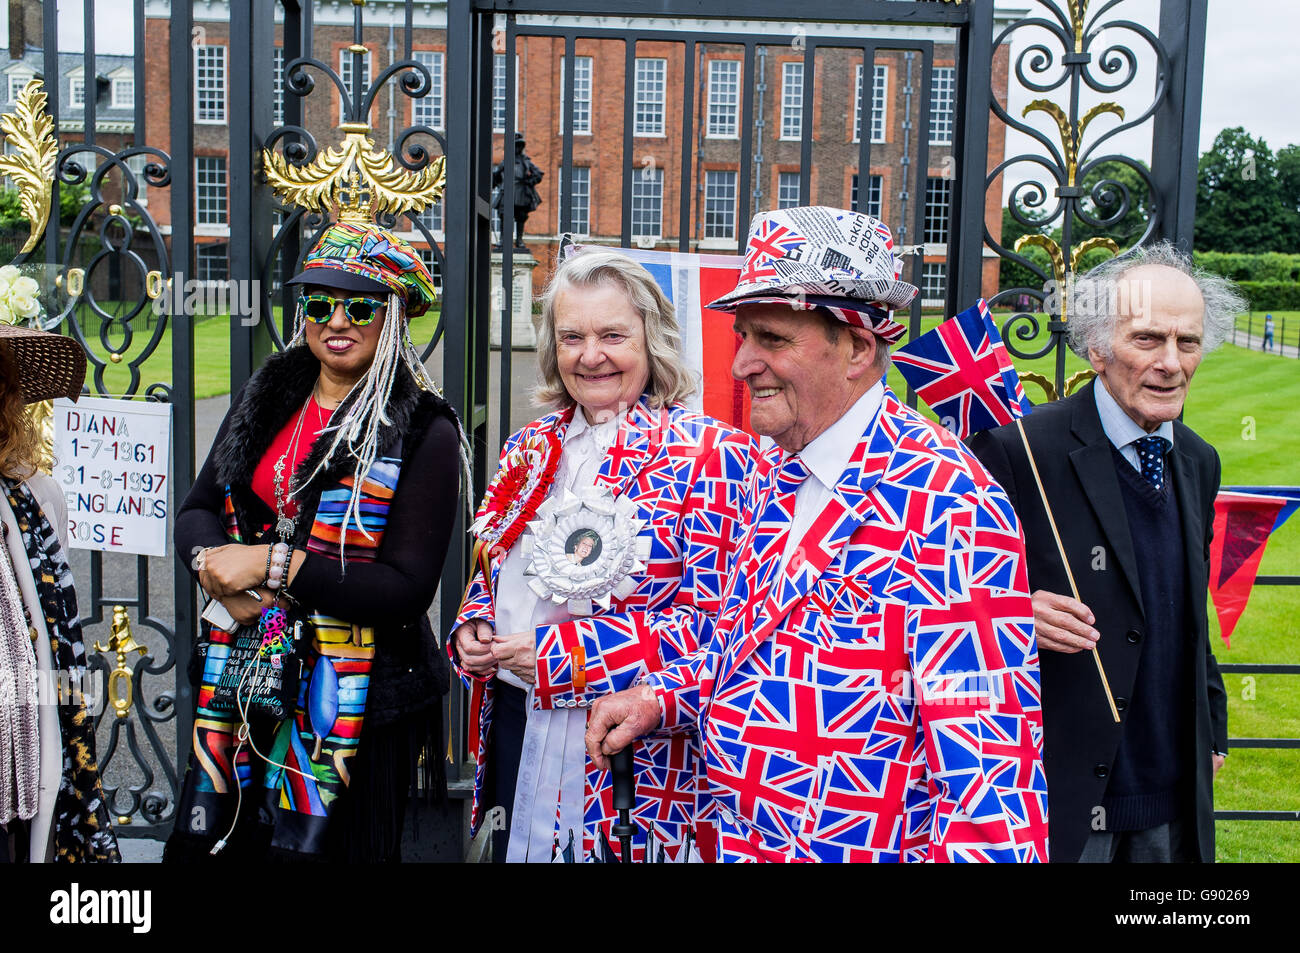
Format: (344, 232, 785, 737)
(451, 396, 755, 861)
(644, 388, 1050, 862)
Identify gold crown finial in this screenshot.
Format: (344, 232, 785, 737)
(262, 126, 445, 223)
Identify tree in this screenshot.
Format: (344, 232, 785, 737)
(1275, 143, 1300, 251)
(1195, 127, 1292, 253)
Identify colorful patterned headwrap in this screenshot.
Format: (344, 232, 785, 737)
(294, 222, 438, 318)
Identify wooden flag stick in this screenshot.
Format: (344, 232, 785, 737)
(1015, 418, 1121, 724)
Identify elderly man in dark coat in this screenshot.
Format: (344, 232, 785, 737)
(969, 242, 1243, 863)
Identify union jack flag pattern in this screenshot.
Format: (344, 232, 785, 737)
(644, 389, 1049, 861)
(451, 396, 755, 861)
(891, 299, 1032, 440)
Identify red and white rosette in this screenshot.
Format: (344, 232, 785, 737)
(470, 429, 563, 556)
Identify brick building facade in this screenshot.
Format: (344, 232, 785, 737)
(91, 2, 1016, 306)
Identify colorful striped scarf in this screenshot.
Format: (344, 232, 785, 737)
(175, 454, 399, 857)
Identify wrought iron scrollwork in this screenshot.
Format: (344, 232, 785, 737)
(984, 0, 1170, 397)
(264, 8, 447, 357)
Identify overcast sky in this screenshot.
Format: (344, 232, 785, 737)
(7, 1, 1296, 180)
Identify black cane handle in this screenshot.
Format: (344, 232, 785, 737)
(611, 746, 635, 812)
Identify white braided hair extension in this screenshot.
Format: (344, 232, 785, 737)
(297, 292, 473, 565)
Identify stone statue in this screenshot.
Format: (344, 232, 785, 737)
(492, 133, 544, 250)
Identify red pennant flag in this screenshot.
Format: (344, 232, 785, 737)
(1209, 491, 1286, 646)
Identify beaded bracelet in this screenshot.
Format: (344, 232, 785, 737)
(266, 541, 290, 590)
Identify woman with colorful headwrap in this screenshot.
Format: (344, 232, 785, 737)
(165, 222, 467, 862)
(0, 322, 119, 863)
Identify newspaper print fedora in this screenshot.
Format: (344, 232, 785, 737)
(706, 206, 919, 343)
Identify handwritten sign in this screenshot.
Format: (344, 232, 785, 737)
(52, 397, 172, 557)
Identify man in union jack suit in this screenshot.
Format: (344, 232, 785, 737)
(587, 207, 1050, 861)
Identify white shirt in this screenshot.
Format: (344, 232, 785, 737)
(777, 382, 885, 577)
(1092, 377, 1175, 473)
(495, 407, 624, 862)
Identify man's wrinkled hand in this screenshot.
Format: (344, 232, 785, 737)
(453, 619, 497, 677)
(1032, 589, 1100, 654)
(585, 685, 661, 771)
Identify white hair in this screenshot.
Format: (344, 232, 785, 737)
(1067, 241, 1247, 361)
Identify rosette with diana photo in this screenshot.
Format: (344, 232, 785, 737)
(520, 485, 652, 616)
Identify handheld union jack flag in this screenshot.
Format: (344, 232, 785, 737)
(891, 299, 1031, 440)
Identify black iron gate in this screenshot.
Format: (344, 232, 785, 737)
(1, 0, 1216, 848)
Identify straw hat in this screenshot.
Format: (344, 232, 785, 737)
(0, 324, 86, 403)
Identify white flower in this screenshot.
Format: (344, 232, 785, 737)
(12, 276, 38, 297)
(9, 293, 38, 318)
(0, 300, 14, 325)
(0, 265, 19, 285)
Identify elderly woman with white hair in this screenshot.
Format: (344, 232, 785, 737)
(451, 249, 755, 862)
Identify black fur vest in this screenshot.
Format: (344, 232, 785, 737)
(210, 344, 456, 727)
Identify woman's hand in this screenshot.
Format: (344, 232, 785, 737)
(224, 588, 273, 626)
(199, 544, 270, 599)
(454, 619, 497, 677)
(491, 631, 536, 685)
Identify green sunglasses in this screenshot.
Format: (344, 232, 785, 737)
(299, 292, 387, 326)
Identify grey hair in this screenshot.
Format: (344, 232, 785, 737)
(1066, 240, 1247, 361)
(536, 249, 697, 410)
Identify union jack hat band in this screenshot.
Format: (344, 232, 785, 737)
(719, 293, 908, 344)
(707, 205, 918, 319)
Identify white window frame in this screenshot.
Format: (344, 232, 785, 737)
(703, 169, 737, 240)
(492, 54, 519, 134)
(195, 156, 228, 226)
(67, 67, 86, 108)
(929, 66, 956, 145)
(634, 57, 666, 137)
(557, 166, 591, 238)
(853, 63, 887, 143)
(777, 171, 801, 209)
(414, 199, 443, 235)
(110, 73, 133, 110)
(412, 50, 444, 131)
(850, 173, 883, 220)
(631, 166, 663, 238)
(196, 243, 228, 283)
(706, 60, 740, 139)
(125, 153, 150, 208)
(924, 176, 952, 245)
(6, 70, 34, 104)
(194, 45, 227, 123)
(780, 61, 803, 141)
(272, 47, 285, 126)
(921, 261, 946, 304)
(339, 48, 373, 118)
(559, 55, 593, 135)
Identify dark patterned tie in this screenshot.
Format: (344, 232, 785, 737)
(1133, 434, 1171, 490)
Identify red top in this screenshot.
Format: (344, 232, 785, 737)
(251, 397, 334, 522)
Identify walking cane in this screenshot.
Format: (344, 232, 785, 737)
(1015, 419, 1121, 723)
(610, 746, 636, 862)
